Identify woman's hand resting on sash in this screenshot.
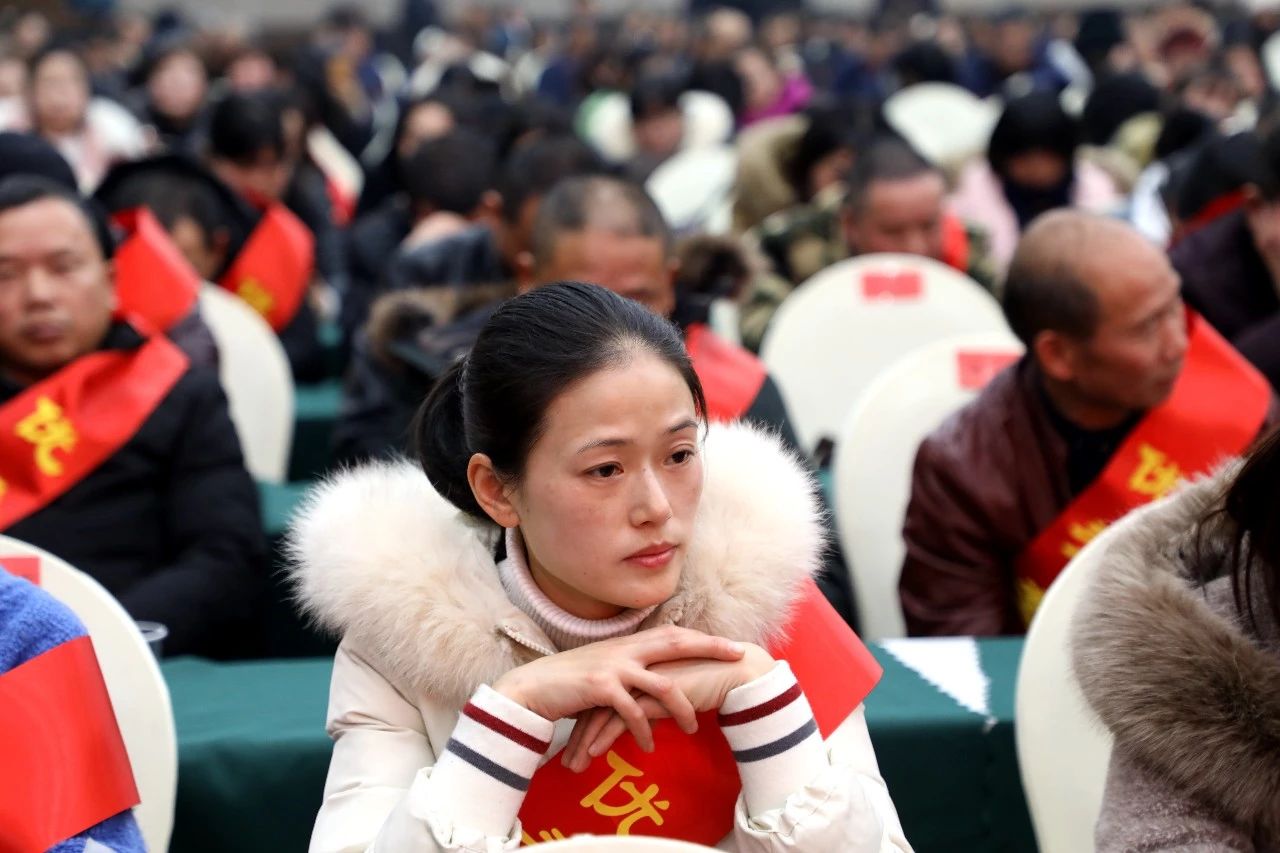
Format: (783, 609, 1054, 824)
(492, 626, 747, 756)
(560, 643, 777, 772)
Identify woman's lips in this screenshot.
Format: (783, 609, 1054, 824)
(625, 544, 677, 570)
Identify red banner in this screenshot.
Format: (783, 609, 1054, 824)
(518, 579, 881, 845)
(0, 336, 189, 530)
(1014, 314, 1271, 625)
(217, 203, 313, 332)
(0, 636, 139, 852)
(112, 207, 202, 334)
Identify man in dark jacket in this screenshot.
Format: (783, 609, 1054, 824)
(900, 211, 1273, 637)
(1171, 126, 1280, 390)
(0, 176, 265, 658)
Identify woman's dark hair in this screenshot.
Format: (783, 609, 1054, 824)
(1198, 427, 1280, 632)
(208, 91, 286, 164)
(414, 282, 706, 521)
(987, 92, 1080, 178)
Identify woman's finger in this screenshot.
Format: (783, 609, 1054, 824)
(589, 695, 666, 759)
(607, 685, 656, 756)
(631, 626, 744, 666)
(627, 667, 697, 735)
(566, 706, 614, 770)
(562, 710, 599, 769)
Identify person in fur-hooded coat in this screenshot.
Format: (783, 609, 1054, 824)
(1072, 464, 1280, 851)
(288, 420, 909, 852)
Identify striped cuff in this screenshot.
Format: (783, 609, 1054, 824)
(718, 661, 827, 816)
(422, 683, 554, 837)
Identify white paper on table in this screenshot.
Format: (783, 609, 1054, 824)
(879, 636, 994, 727)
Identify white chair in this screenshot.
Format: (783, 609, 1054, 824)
(307, 126, 364, 212)
(883, 83, 1001, 174)
(0, 536, 177, 853)
(760, 253, 1009, 456)
(198, 284, 295, 483)
(1016, 515, 1133, 853)
(832, 331, 1023, 640)
(646, 145, 737, 234)
(536, 836, 717, 851)
(678, 90, 734, 150)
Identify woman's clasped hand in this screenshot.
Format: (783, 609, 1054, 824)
(491, 625, 776, 772)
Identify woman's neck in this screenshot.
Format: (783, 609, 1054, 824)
(497, 529, 656, 651)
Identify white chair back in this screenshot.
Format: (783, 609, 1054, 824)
(646, 145, 737, 234)
(536, 836, 717, 851)
(760, 253, 1008, 456)
(307, 126, 364, 209)
(198, 284, 295, 483)
(832, 332, 1023, 640)
(1016, 516, 1127, 853)
(883, 82, 1001, 172)
(578, 91, 637, 164)
(0, 536, 177, 853)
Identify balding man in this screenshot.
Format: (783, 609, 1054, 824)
(900, 211, 1274, 636)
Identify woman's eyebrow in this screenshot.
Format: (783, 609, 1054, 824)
(575, 418, 699, 454)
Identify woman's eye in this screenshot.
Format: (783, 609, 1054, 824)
(670, 449, 696, 464)
(589, 464, 621, 478)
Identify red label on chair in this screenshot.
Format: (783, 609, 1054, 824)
(956, 350, 1020, 390)
(0, 556, 40, 583)
(860, 271, 923, 301)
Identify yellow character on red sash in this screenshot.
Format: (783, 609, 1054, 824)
(236, 278, 276, 319)
(15, 397, 78, 477)
(580, 751, 671, 835)
(520, 828, 567, 844)
(1128, 443, 1181, 499)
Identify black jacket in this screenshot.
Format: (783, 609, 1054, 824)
(2, 324, 267, 657)
(1172, 210, 1280, 390)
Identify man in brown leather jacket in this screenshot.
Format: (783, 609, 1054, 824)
(899, 211, 1275, 636)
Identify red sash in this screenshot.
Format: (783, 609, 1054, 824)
(217, 203, 314, 332)
(1014, 314, 1271, 625)
(685, 324, 767, 423)
(518, 579, 881, 845)
(0, 635, 139, 852)
(112, 208, 202, 334)
(0, 335, 189, 530)
(940, 213, 971, 274)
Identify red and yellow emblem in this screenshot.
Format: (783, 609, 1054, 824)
(217, 203, 313, 332)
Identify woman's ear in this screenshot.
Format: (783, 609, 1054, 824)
(467, 452, 521, 528)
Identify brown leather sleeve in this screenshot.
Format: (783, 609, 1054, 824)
(898, 434, 1018, 637)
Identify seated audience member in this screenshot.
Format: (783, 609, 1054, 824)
(0, 46, 146, 191)
(522, 174, 800, 450)
(0, 176, 265, 657)
(748, 138, 997, 350)
(949, 92, 1122, 271)
(0, 134, 215, 372)
(900, 211, 1273, 637)
(1071, 430, 1280, 850)
(332, 136, 604, 463)
(205, 91, 325, 379)
(131, 40, 211, 156)
(1172, 125, 1280, 390)
(384, 133, 603, 295)
(0, 569, 144, 851)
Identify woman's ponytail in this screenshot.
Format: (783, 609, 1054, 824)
(413, 358, 490, 522)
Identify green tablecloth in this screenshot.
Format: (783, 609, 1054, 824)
(163, 639, 1033, 852)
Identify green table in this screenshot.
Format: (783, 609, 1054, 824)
(290, 379, 343, 482)
(163, 639, 1034, 853)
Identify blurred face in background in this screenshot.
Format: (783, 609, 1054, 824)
(397, 101, 456, 161)
(991, 18, 1037, 75)
(633, 107, 684, 160)
(735, 48, 782, 114)
(226, 50, 278, 92)
(0, 57, 27, 99)
(147, 50, 208, 124)
(843, 171, 947, 259)
(29, 51, 90, 136)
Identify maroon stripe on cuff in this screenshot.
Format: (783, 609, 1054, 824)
(718, 682, 803, 727)
(462, 702, 551, 754)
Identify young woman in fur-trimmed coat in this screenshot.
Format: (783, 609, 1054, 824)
(1073, 431, 1280, 850)
(289, 283, 910, 852)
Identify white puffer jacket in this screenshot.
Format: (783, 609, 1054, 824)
(288, 422, 911, 852)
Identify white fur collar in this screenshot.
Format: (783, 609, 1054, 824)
(287, 422, 826, 706)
